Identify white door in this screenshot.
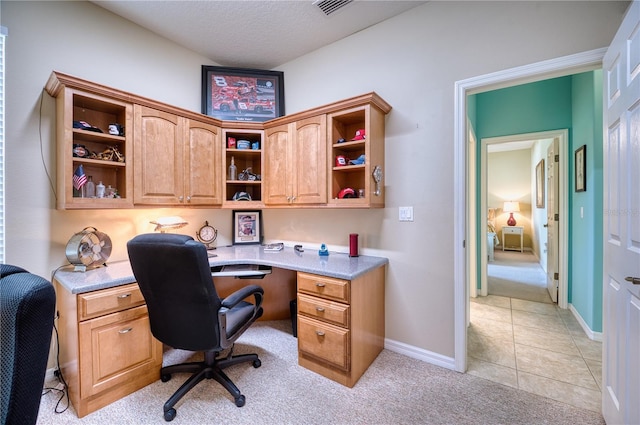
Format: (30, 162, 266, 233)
(546, 139, 559, 302)
(602, 2, 640, 424)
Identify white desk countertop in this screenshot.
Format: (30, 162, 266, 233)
(54, 245, 389, 294)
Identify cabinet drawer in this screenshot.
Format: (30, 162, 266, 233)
(78, 283, 145, 321)
(78, 304, 161, 398)
(298, 293, 349, 327)
(502, 227, 522, 235)
(297, 272, 350, 303)
(298, 315, 350, 371)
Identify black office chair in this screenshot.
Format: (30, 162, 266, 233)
(1, 264, 56, 425)
(127, 234, 264, 422)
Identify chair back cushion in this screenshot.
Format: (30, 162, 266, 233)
(127, 233, 223, 351)
(1, 265, 56, 425)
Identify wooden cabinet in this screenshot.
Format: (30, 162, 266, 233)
(222, 127, 264, 205)
(296, 266, 385, 387)
(55, 282, 163, 417)
(328, 98, 389, 208)
(264, 115, 327, 206)
(133, 105, 222, 206)
(45, 73, 134, 209)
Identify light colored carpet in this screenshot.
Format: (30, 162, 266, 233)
(38, 320, 604, 424)
(488, 250, 553, 303)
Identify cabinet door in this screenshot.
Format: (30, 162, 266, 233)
(292, 115, 327, 204)
(185, 119, 222, 205)
(264, 123, 292, 205)
(133, 105, 184, 204)
(78, 305, 162, 398)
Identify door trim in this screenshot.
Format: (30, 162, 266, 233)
(478, 130, 568, 309)
(453, 48, 606, 372)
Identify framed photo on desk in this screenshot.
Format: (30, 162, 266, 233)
(232, 210, 262, 245)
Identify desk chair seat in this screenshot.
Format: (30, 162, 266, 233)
(127, 234, 264, 422)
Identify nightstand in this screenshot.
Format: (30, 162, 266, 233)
(502, 226, 523, 252)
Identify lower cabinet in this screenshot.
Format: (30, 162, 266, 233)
(296, 266, 385, 387)
(55, 282, 163, 417)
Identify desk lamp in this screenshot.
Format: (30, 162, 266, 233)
(150, 216, 188, 233)
(503, 202, 520, 226)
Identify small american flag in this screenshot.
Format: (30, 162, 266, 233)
(73, 164, 88, 190)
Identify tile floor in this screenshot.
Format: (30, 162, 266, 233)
(467, 295, 602, 413)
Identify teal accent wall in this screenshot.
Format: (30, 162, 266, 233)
(570, 70, 603, 332)
(469, 72, 603, 333)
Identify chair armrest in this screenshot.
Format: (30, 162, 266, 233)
(221, 284, 264, 309)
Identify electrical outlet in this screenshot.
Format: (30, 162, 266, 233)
(399, 206, 414, 222)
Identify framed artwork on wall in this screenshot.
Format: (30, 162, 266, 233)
(536, 159, 545, 208)
(232, 210, 262, 245)
(201, 66, 284, 122)
(575, 145, 586, 192)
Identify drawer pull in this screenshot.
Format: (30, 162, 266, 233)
(119, 327, 133, 334)
(315, 307, 325, 312)
(117, 293, 132, 299)
(315, 330, 325, 337)
(315, 282, 325, 288)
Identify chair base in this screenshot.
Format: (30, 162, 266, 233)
(160, 349, 261, 422)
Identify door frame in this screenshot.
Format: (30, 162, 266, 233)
(478, 130, 568, 309)
(453, 48, 606, 372)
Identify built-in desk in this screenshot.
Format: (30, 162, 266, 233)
(53, 245, 387, 416)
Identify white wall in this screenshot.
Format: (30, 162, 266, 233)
(2, 1, 627, 364)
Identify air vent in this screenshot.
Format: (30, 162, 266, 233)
(313, 0, 353, 16)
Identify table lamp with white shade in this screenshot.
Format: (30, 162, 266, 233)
(503, 201, 520, 226)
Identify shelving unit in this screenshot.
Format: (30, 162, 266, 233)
(223, 128, 264, 205)
(46, 74, 133, 209)
(328, 100, 387, 208)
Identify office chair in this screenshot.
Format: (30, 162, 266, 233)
(1, 264, 56, 425)
(127, 234, 264, 422)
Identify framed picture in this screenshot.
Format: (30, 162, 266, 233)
(536, 159, 545, 208)
(232, 210, 262, 245)
(202, 66, 284, 122)
(575, 145, 587, 192)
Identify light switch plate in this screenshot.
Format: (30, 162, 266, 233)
(399, 206, 414, 222)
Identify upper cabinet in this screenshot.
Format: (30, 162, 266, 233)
(46, 73, 134, 209)
(46, 72, 391, 210)
(264, 115, 327, 206)
(133, 106, 222, 206)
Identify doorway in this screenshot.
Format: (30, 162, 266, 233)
(479, 130, 568, 308)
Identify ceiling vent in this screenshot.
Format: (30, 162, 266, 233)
(313, 0, 353, 16)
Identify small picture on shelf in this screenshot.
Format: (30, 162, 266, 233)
(232, 210, 262, 245)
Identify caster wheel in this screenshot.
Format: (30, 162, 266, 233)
(253, 359, 261, 368)
(164, 408, 176, 421)
(235, 395, 246, 407)
(161, 374, 171, 382)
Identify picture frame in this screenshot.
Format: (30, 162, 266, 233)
(575, 145, 587, 192)
(232, 210, 263, 245)
(202, 65, 284, 122)
(536, 159, 545, 208)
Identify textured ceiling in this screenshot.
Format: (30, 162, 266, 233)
(91, 0, 427, 69)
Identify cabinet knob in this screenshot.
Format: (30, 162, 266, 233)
(178, 196, 183, 202)
(186, 196, 191, 202)
(315, 282, 325, 288)
(119, 327, 133, 334)
(117, 293, 131, 299)
(315, 330, 325, 337)
(315, 307, 325, 312)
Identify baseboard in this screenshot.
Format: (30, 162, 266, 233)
(568, 303, 603, 342)
(384, 338, 457, 371)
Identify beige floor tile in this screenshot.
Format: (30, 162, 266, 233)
(513, 324, 581, 356)
(471, 295, 511, 309)
(468, 326, 516, 368)
(470, 302, 512, 324)
(467, 356, 517, 388)
(515, 344, 598, 390)
(512, 309, 566, 333)
(573, 336, 603, 361)
(584, 358, 602, 390)
(511, 298, 558, 316)
(518, 371, 601, 413)
(469, 316, 514, 339)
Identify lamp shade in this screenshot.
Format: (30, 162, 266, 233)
(503, 201, 520, 213)
(503, 202, 519, 226)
